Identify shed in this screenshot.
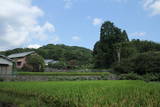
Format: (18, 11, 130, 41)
(0, 55, 13, 75)
(44, 59, 59, 66)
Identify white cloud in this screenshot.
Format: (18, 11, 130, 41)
(32, 22, 55, 41)
(28, 44, 41, 49)
(92, 18, 103, 26)
(0, 0, 55, 50)
(72, 36, 80, 41)
(42, 22, 55, 32)
(64, 0, 73, 9)
(130, 32, 146, 37)
(143, 0, 160, 15)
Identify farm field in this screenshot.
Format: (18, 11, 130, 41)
(0, 80, 160, 107)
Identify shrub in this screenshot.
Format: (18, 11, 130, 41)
(48, 61, 67, 69)
(119, 73, 142, 80)
(26, 54, 45, 72)
(113, 59, 134, 74)
(133, 52, 160, 74)
(114, 52, 160, 75)
(0, 78, 4, 81)
(22, 64, 33, 72)
(142, 73, 160, 82)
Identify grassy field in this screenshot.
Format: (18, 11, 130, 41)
(0, 80, 160, 107)
(16, 71, 110, 76)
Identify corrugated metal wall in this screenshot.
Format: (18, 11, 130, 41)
(0, 57, 13, 74)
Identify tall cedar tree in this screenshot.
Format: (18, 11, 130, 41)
(93, 21, 129, 68)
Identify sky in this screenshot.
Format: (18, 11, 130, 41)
(0, 0, 160, 51)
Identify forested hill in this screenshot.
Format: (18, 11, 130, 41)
(0, 44, 93, 65)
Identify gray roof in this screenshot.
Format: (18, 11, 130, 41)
(8, 51, 35, 58)
(0, 55, 14, 65)
(44, 59, 59, 65)
(0, 55, 13, 62)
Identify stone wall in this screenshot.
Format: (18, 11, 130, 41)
(0, 74, 118, 81)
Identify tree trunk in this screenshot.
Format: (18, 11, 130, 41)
(117, 48, 121, 63)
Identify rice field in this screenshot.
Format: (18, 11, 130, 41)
(0, 80, 160, 107)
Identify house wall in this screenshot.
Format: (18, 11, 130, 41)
(14, 57, 26, 69)
(13, 53, 37, 69)
(0, 65, 12, 75)
(0, 57, 13, 75)
(10, 53, 38, 70)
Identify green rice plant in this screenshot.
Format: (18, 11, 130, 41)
(0, 80, 160, 107)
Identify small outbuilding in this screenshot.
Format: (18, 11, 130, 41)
(0, 55, 14, 75)
(44, 59, 59, 66)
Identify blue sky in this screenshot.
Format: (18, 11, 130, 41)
(0, 0, 160, 50)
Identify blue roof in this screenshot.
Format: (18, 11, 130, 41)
(8, 51, 35, 58)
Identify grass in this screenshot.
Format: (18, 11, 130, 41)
(16, 71, 110, 76)
(0, 80, 160, 107)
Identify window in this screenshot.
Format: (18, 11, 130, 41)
(17, 61, 22, 66)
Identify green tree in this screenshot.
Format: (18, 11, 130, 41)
(130, 39, 160, 53)
(113, 42, 137, 64)
(93, 21, 129, 68)
(114, 52, 160, 75)
(26, 54, 45, 72)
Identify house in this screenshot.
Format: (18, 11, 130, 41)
(0, 55, 14, 75)
(8, 51, 35, 69)
(44, 59, 59, 66)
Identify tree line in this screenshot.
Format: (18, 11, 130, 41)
(93, 21, 160, 81)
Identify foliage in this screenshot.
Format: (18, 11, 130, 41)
(48, 61, 67, 69)
(37, 44, 93, 66)
(113, 58, 135, 74)
(77, 64, 94, 69)
(48, 60, 88, 69)
(114, 52, 160, 75)
(143, 73, 160, 82)
(67, 60, 79, 69)
(119, 73, 142, 80)
(130, 39, 160, 53)
(26, 54, 45, 72)
(113, 42, 138, 60)
(0, 81, 160, 107)
(0, 78, 4, 82)
(93, 21, 129, 68)
(16, 71, 110, 76)
(92, 21, 160, 70)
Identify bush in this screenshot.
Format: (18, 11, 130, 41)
(142, 73, 160, 82)
(119, 73, 142, 80)
(114, 52, 160, 75)
(113, 59, 134, 74)
(26, 54, 45, 72)
(48, 61, 67, 69)
(0, 78, 4, 81)
(133, 52, 160, 74)
(22, 64, 33, 72)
